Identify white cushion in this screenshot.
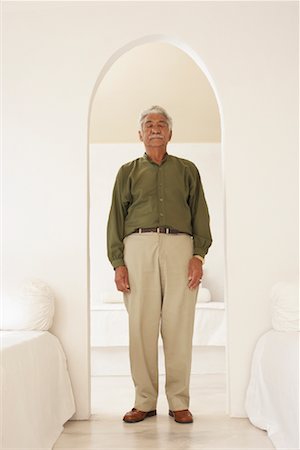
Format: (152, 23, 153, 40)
(197, 287, 211, 302)
(271, 281, 299, 332)
(2, 279, 55, 331)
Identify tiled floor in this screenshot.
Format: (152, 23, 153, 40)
(54, 374, 274, 449)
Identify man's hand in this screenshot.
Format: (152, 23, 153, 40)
(115, 265, 130, 293)
(188, 257, 203, 289)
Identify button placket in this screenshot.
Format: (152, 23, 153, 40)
(157, 166, 164, 224)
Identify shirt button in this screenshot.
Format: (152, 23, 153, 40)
(159, 198, 163, 202)
(160, 213, 163, 216)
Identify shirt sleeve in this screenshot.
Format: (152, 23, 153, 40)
(107, 166, 131, 269)
(188, 163, 213, 257)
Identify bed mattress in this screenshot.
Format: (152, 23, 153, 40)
(1, 330, 76, 449)
(245, 329, 299, 450)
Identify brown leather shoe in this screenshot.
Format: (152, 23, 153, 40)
(169, 409, 193, 423)
(123, 408, 157, 423)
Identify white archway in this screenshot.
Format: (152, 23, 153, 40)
(87, 34, 229, 413)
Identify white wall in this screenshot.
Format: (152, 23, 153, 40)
(90, 143, 224, 305)
(3, 2, 298, 417)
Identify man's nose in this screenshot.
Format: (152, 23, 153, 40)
(151, 126, 161, 133)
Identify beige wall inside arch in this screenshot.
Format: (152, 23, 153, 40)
(90, 42, 221, 143)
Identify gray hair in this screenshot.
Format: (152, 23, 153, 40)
(139, 105, 173, 130)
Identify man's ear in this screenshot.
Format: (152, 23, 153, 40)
(138, 130, 143, 142)
(168, 130, 172, 142)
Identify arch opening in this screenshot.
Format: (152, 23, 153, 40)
(87, 35, 228, 415)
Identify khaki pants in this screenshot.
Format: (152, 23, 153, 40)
(123, 232, 198, 412)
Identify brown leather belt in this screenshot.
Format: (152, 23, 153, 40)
(133, 227, 189, 235)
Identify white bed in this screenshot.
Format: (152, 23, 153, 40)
(245, 282, 299, 450)
(1, 279, 76, 449)
(1, 330, 76, 449)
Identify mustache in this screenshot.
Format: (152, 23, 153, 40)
(150, 135, 163, 139)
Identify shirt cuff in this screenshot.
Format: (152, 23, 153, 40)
(193, 254, 205, 264)
(112, 258, 125, 269)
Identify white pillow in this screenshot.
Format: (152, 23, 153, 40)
(197, 287, 211, 302)
(2, 279, 55, 331)
(271, 281, 299, 332)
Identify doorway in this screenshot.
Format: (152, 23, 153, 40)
(88, 38, 226, 415)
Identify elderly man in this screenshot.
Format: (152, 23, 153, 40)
(107, 105, 212, 424)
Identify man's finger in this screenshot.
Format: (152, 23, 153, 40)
(188, 275, 196, 289)
(188, 274, 202, 289)
(123, 280, 130, 292)
(117, 278, 130, 292)
(123, 273, 130, 292)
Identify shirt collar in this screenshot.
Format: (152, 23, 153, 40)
(143, 151, 169, 165)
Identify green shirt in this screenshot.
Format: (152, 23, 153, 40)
(107, 152, 212, 269)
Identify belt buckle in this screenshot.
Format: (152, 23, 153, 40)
(157, 227, 160, 233)
(166, 228, 170, 234)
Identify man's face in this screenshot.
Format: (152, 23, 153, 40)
(139, 113, 172, 148)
